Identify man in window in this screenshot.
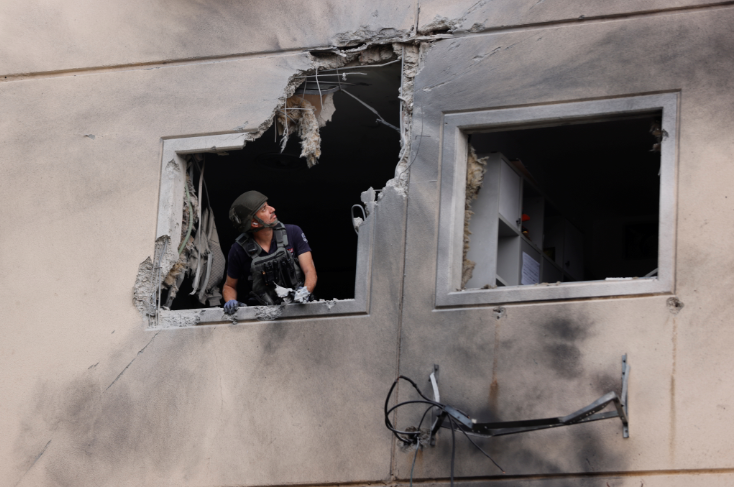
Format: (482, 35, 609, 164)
(222, 191, 317, 314)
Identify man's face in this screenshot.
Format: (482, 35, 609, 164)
(252, 202, 277, 228)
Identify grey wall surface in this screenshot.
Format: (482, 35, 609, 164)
(2, 1, 734, 486)
(0, 51, 406, 485)
(400, 3, 734, 479)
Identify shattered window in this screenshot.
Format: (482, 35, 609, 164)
(462, 114, 662, 289)
(163, 63, 402, 311)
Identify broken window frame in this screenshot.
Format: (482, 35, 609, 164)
(435, 93, 678, 307)
(152, 133, 376, 327)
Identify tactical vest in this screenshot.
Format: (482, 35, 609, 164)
(235, 222, 305, 305)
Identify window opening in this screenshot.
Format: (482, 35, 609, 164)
(463, 114, 662, 290)
(167, 63, 402, 311)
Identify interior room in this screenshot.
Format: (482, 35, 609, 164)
(469, 114, 662, 285)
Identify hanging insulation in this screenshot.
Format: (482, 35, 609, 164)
(275, 96, 322, 168)
(461, 145, 488, 289)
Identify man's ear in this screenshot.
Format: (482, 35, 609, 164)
(251, 219, 259, 228)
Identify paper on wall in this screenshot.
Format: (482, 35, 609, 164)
(521, 252, 540, 285)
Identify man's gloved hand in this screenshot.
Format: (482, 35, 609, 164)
(223, 299, 243, 315)
(293, 286, 311, 304)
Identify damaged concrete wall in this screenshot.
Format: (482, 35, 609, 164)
(399, 3, 734, 483)
(3, 2, 734, 487)
(0, 43, 409, 485)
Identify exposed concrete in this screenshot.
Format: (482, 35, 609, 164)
(132, 257, 155, 318)
(255, 304, 286, 321)
(461, 145, 488, 289)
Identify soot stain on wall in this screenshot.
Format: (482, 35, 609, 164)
(14, 329, 218, 486)
(485, 312, 626, 474)
(418, 310, 627, 477)
(14, 314, 396, 486)
(541, 318, 590, 380)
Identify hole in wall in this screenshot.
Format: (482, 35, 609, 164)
(169, 63, 402, 310)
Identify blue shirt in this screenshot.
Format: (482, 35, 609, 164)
(226, 224, 311, 283)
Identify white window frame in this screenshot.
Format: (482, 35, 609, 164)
(154, 133, 374, 327)
(435, 93, 678, 307)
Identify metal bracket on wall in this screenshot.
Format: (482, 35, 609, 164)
(428, 354, 630, 443)
(429, 364, 439, 446)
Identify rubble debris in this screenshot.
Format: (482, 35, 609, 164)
(132, 257, 156, 317)
(276, 96, 322, 168)
(359, 44, 395, 64)
(386, 41, 432, 197)
(293, 287, 310, 304)
(156, 309, 201, 327)
(419, 15, 461, 35)
(274, 284, 293, 299)
(255, 305, 286, 321)
(461, 146, 488, 289)
(154, 160, 226, 312)
(162, 172, 199, 308)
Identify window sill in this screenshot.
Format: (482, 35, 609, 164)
(154, 299, 368, 328)
(439, 277, 666, 307)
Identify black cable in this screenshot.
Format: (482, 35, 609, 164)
(457, 427, 505, 473)
(448, 414, 456, 487)
(384, 375, 506, 480)
(410, 404, 437, 487)
(384, 376, 441, 442)
(409, 438, 419, 487)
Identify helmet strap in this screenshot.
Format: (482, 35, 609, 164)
(251, 216, 279, 232)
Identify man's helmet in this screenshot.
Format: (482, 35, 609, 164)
(229, 191, 268, 234)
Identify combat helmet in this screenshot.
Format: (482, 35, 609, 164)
(229, 190, 271, 233)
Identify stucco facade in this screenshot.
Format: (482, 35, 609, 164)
(2, 1, 734, 486)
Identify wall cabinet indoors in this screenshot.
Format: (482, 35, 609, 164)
(465, 153, 583, 289)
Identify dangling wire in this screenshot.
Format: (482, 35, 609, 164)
(384, 375, 504, 486)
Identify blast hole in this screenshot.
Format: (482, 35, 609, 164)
(169, 63, 401, 310)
